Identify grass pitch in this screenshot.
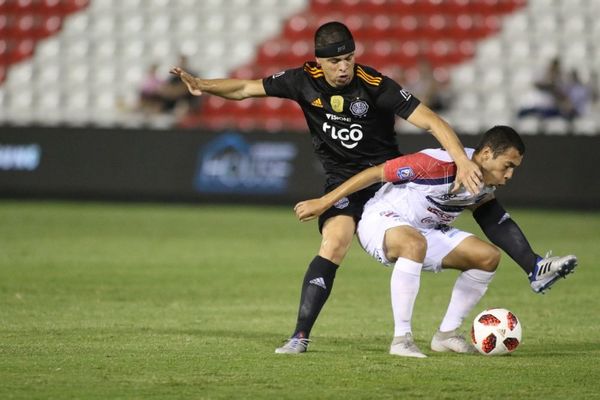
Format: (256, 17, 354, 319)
(1, 201, 599, 399)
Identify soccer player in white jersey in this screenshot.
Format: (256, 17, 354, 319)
(294, 126, 578, 358)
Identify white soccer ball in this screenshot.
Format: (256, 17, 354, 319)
(471, 308, 522, 356)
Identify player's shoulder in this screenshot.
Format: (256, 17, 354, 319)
(302, 61, 324, 79)
(354, 63, 384, 87)
(419, 148, 476, 162)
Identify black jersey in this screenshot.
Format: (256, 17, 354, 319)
(263, 62, 420, 186)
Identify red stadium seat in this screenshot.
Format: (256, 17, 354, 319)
(186, 0, 526, 130)
(0, 0, 88, 81)
(36, 15, 62, 38)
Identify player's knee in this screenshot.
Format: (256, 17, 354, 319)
(479, 246, 501, 272)
(319, 235, 352, 264)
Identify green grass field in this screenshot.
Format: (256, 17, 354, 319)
(1, 201, 599, 399)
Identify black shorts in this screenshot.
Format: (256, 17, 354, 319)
(317, 183, 383, 233)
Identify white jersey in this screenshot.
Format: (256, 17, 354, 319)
(370, 148, 495, 229)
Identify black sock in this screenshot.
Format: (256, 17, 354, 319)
(292, 256, 339, 338)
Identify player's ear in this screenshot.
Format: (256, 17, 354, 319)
(482, 146, 493, 161)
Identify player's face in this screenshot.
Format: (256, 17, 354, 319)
(316, 52, 355, 88)
(480, 147, 523, 186)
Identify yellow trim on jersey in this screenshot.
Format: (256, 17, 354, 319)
(304, 64, 324, 78)
(356, 66, 382, 86)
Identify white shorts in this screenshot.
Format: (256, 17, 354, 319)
(357, 202, 473, 272)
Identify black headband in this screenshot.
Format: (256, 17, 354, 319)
(315, 39, 355, 58)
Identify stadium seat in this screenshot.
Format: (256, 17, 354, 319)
(572, 116, 599, 136)
(542, 117, 570, 135)
(514, 116, 541, 135)
(0, 0, 596, 134)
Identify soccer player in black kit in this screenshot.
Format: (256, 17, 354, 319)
(170, 22, 483, 354)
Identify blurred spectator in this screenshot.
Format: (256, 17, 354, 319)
(158, 54, 201, 118)
(135, 55, 201, 119)
(408, 59, 450, 113)
(517, 57, 570, 119)
(385, 61, 450, 134)
(138, 64, 166, 114)
(564, 69, 592, 118)
(589, 71, 599, 104)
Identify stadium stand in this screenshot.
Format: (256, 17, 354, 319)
(0, 0, 598, 134)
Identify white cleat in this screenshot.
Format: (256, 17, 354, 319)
(275, 337, 310, 354)
(389, 333, 427, 358)
(530, 252, 578, 294)
(431, 329, 476, 353)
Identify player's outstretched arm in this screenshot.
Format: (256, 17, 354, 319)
(294, 165, 384, 222)
(407, 103, 482, 195)
(169, 67, 266, 100)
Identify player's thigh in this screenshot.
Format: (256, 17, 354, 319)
(319, 215, 356, 264)
(356, 210, 417, 265)
(441, 235, 501, 272)
(383, 225, 427, 262)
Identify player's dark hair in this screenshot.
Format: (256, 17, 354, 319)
(314, 21, 354, 51)
(475, 125, 525, 158)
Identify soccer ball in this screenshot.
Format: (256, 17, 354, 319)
(471, 308, 522, 356)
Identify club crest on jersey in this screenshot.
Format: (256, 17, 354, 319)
(349, 99, 369, 117)
(396, 167, 414, 180)
(334, 197, 349, 209)
(330, 95, 344, 113)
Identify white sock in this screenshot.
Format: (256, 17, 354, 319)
(439, 269, 495, 333)
(391, 257, 423, 337)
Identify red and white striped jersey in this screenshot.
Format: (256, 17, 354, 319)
(374, 148, 494, 228)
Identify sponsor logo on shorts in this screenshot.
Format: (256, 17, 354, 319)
(272, 71, 285, 79)
(334, 197, 350, 209)
(380, 210, 401, 218)
(349, 99, 369, 117)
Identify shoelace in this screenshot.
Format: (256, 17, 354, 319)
(445, 335, 470, 350)
(285, 338, 310, 350)
(402, 339, 421, 353)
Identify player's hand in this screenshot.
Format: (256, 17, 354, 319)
(294, 199, 328, 222)
(452, 159, 483, 195)
(169, 67, 203, 96)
